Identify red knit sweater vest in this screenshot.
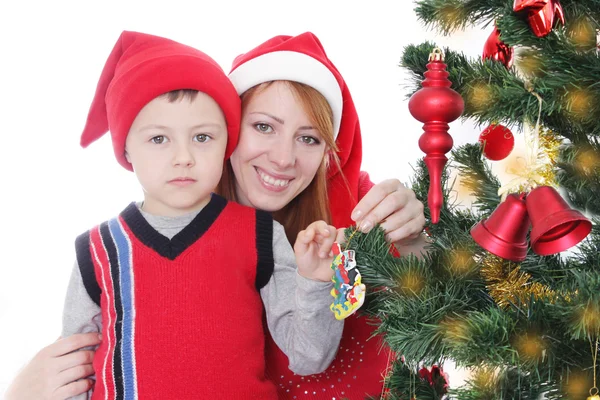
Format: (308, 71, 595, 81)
(76, 195, 277, 399)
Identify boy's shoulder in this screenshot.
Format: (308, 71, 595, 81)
(74, 202, 135, 243)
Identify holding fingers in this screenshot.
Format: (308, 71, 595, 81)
(5, 332, 101, 400)
(351, 179, 428, 254)
(294, 220, 340, 282)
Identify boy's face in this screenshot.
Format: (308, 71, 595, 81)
(125, 92, 227, 217)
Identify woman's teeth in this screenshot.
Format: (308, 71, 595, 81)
(258, 170, 290, 187)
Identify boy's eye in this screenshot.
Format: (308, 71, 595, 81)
(194, 134, 210, 143)
(254, 123, 273, 133)
(151, 136, 166, 144)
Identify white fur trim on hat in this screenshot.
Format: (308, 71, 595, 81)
(229, 51, 343, 139)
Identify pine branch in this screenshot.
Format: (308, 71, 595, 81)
(376, 2, 600, 397)
(400, 42, 472, 98)
(400, 44, 600, 137)
(413, 0, 600, 35)
(350, 225, 489, 364)
(409, 158, 482, 243)
(451, 368, 558, 400)
(377, 360, 447, 400)
(451, 144, 501, 215)
(557, 140, 600, 214)
(569, 219, 600, 271)
(356, 145, 598, 397)
(413, 0, 510, 34)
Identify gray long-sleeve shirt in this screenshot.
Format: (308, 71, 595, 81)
(62, 204, 343, 399)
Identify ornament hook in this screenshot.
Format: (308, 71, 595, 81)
(428, 48, 444, 62)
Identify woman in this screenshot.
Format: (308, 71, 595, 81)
(6, 32, 426, 400)
(225, 32, 427, 399)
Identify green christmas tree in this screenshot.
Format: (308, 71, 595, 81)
(352, 1, 600, 399)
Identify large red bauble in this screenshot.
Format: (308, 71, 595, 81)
(478, 124, 515, 161)
(482, 26, 514, 68)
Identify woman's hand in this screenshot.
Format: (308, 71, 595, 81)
(351, 179, 428, 255)
(5, 333, 101, 400)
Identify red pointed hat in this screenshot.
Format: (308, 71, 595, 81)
(228, 32, 363, 227)
(80, 30, 241, 170)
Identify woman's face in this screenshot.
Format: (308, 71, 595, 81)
(230, 81, 327, 212)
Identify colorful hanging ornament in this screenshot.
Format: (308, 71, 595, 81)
(479, 124, 515, 161)
(329, 242, 366, 320)
(513, 0, 565, 38)
(482, 26, 514, 68)
(408, 48, 464, 224)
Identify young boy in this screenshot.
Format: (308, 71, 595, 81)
(62, 31, 343, 399)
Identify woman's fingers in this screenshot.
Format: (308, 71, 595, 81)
(46, 333, 101, 358)
(52, 378, 94, 400)
(57, 363, 95, 387)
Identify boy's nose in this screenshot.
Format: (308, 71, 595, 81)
(173, 145, 195, 167)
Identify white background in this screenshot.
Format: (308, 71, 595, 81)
(0, 0, 496, 393)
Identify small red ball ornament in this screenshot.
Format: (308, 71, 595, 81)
(408, 48, 464, 224)
(478, 124, 515, 161)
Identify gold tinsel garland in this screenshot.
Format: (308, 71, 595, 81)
(480, 254, 558, 308)
(498, 126, 561, 198)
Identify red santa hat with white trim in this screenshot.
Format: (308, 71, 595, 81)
(228, 32, 363, 227)
(80, 30, 241, 171)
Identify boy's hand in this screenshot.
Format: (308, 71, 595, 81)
(294, 220, 342, 282)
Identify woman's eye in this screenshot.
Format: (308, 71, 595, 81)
(299, 136, 320, 145)
(151, 136, 166, 144)
(194, 134, 210, 143)
(254, 123, 273, 133)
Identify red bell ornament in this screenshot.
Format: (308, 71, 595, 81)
(408, 49, 464, 224)
(482, 26, 514, 68)
(526, 186, 592, 255)
(471, 193, 531, 262)
(513, 0, 565, 38)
